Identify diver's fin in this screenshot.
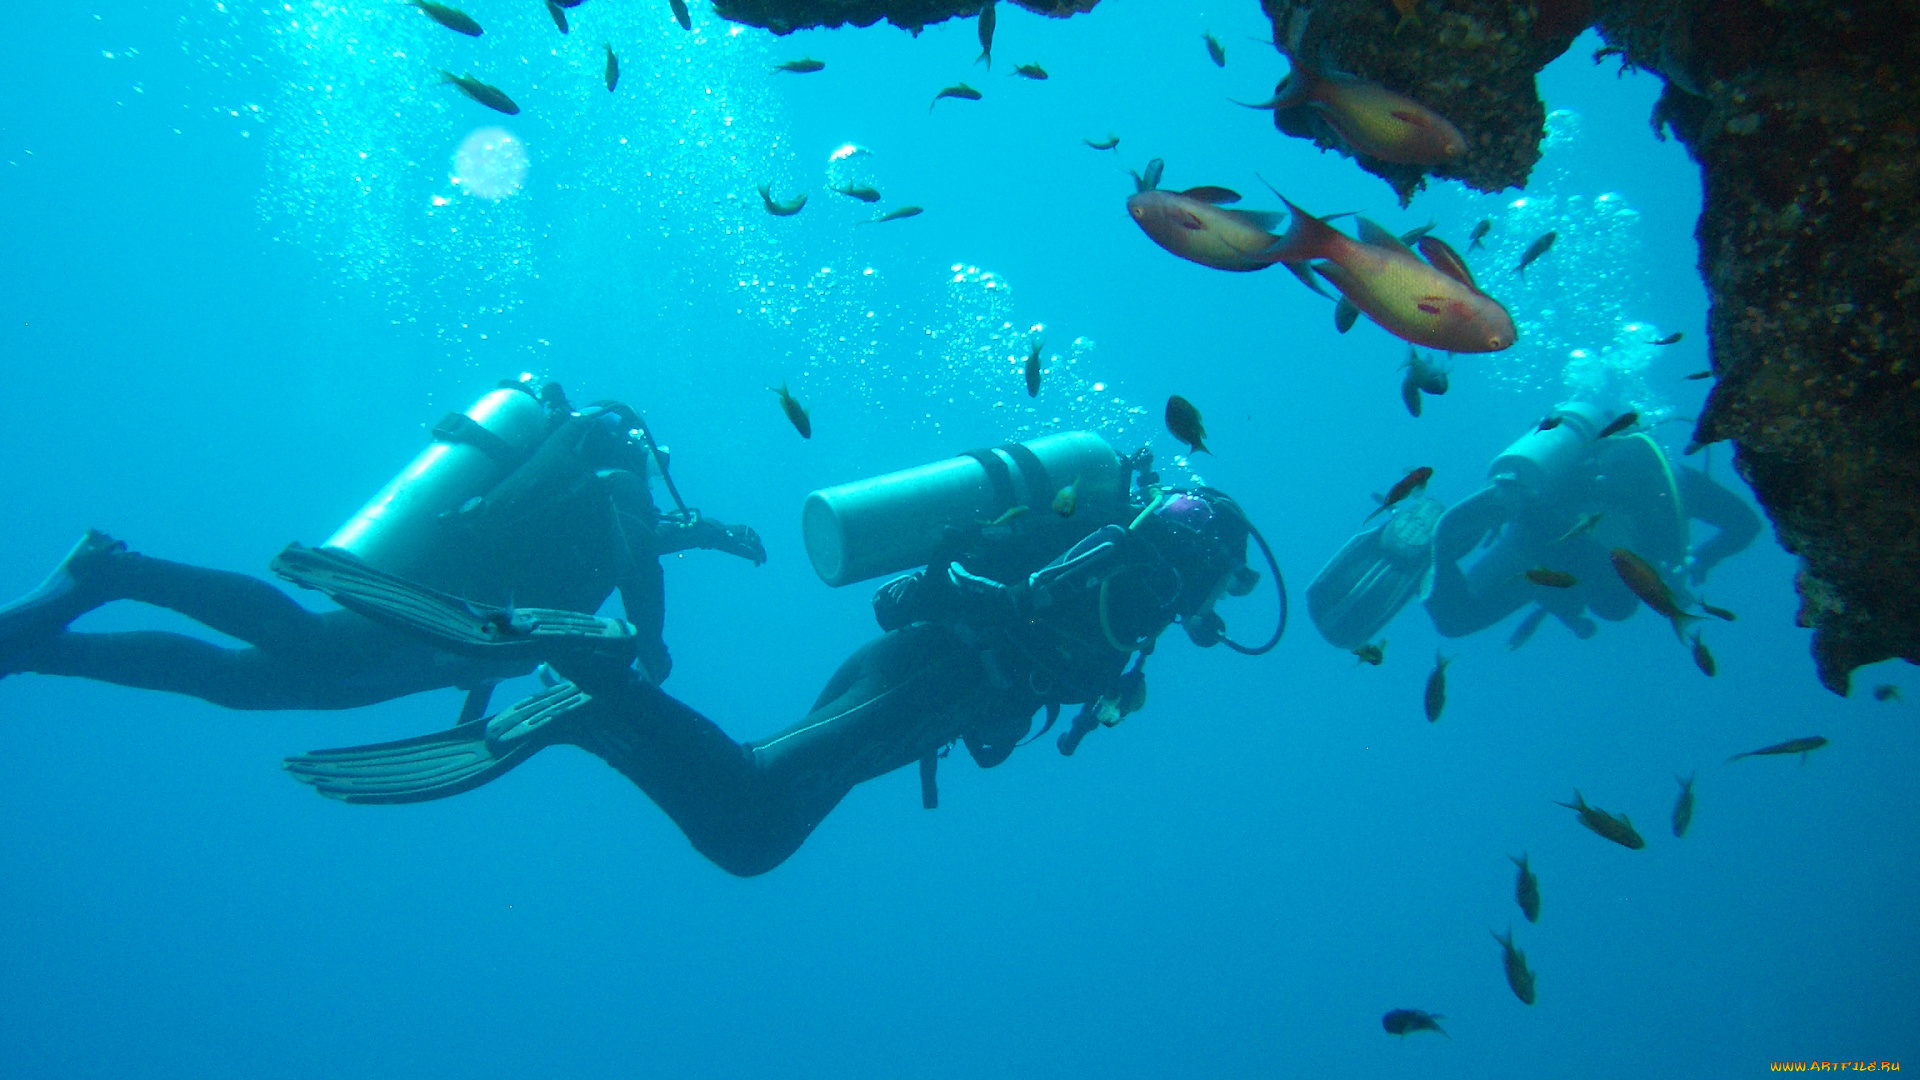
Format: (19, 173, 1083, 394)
(0, 529, 125, 659)
(271, 543, 639, 685)
(284, 682, 594, 804)
(1306, 496, 1443, 651)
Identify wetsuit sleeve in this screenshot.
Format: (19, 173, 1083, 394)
(607, 470, 671, 682)
(1678, 466, 1762, 581)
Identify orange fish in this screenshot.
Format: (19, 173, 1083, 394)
(1365, 466, 1432, 522)
(1265, 197, 1516, 353)
(1237, 17, 1464, 166)
(1609, 548, 1699, 639)
(771, 381, 811, 439)
(1165, 395, 1210, 455)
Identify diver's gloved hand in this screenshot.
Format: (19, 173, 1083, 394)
(1184, 609, 1226, 647)
(946, 563, 1027, 624)
(655, 510, 766, 565)
(709, 521, 767, 566)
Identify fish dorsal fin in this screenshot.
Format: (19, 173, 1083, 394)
(1181, 185, 1242, 204)
(1416, 234, 1479, 289)
(1357, 217, 1414, 255)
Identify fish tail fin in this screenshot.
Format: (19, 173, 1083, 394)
(1670, 611, 1702, 642)
(1260, 191, 1345, 264)
(976, 48, 991, 70)
(438, 69, 458, 85)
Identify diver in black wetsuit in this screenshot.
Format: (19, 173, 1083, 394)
(276, 443, 1280, 878)
(0, 380, 764, 713)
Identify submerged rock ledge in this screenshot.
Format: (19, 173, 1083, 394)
(720, 0, 1918, 692)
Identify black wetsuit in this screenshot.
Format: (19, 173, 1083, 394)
(4, 404, 760, 710)
(1425, 464, 1761, 640)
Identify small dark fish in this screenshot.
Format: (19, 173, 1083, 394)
(604, 44, 620, 92)
(440, 71, 519, 115)
(1556, 790, 1645, 850)
(1365, 466, 1433, 523)
(1352, 640, 1385, 666)
(757, 184, 807, 217)
(1507, 605, 1548, 651)
(867, 206, 923, 223)
(1872, 683, 1900, 702)
(1024, 338, 1043, 397)
(1700, 602, 1737, 622)
(545, 0, 569, 34)
(976, 0, 996, 69)
(1203, 32, 1226, 68)
(1405, 347, 1448, 394)
(1511, 853, 1540, 923)
(1083, 134, 1120, 150)
(1672, 773, 1695, 838)
(1423, 650, 1451, 723)
(1514, 230, 1557, 278)
(931, 83, 982, 110)
(1552, 512, 1603, 545)
(1537, 415, 1563, 431)
(668, 0, 692, 30)
(1492, 926, 1537, 1005)
(833, 184, 882, 203)
(1164, 395, 1209, 455)
(1649, 332, 1685, 346)
(1381, 1009, 1446, 1038)
(1726, 736, 1828, 764)
(1467, 218, 1491, 251)
(1398, 367, 1422, 417)
(1051, 475, 1081, 518)
(1683, 370, 1714, 380)
(554, 0, 584, 7)
(1596, 411, 1640, 439)
(412, 1, 482, 36)
(976, 505, 1028, 527)
(771, 381, 811, 439)
(1399, 220, 1438, 244)
(775, 58, 825, 73)
(1525, 568, 1577, 589)
(1690, 630, 1717, 677)
(1011, 63, 1048, 81)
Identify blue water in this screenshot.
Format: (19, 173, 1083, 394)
(2, 3, 1914, 1077)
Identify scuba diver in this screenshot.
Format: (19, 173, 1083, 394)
(273, 432, 1286, 877)
(0, 379, 765, 715)
(1307, 401, 1759, 651)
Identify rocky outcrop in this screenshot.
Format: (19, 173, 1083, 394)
(713, 0, 1096, 36)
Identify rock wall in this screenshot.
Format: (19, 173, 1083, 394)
(714, 0, 1095, 37)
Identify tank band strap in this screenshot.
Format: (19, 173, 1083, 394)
(960, 448, 1019, 514)
(1000, 442, 1056, 510)
(432, 411, 522, 467)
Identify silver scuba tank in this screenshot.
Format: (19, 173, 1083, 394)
(803, 430, 1126, 588)
(323, 385, 551, 579)
(1486, 401, 1608, 498)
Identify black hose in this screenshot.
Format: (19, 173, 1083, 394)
(1222, 522, 1286, 656)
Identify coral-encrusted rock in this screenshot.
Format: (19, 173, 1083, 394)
(1255, 0, 1592, 203)
(714, 0, 1095, 36)
(1594, 0, 1920, 694)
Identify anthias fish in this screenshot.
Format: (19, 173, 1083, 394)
(412, 1, 482, 36)
(771, 382, 812, 438)
(1399, 365, 1423, 417)
(1512, 853, 1540, 923)
(1556, 790, 1645, 850)
(1672, 773, 1695, 838)
(1405, 348, 1448, 394)
(1423, 649, 1451, 722)
(1726, 736, 1828, 764)
(1366, 466, 1433, 522)
(604, 44, 620, 92)
(1024, 338, 1043, 397)
(868, 206, 924, 223)
(1610, 547, 1698, 639)
(1165, 395, 1209, 455)
(775, 58, 825, 73)
(1239, 21, 1465, 166)
(1011, 63, 1048, 81)
(668, 0, 692, 31)
(545, 0, 569, 35)
(1524, 568, 1577, 589)
(1467, 218, 1491, 250)
(833, 184, 882, 202)
(1596, 411, 1640, 439)
(440, 71, 519, 115)
(1203, 32, 1226, 67)
(1553, 512, 1603, 545)
(1514, 230, 1557, 278)
(1051, 475, 1080, 518)
(1352, 640, 1385, 666)
(1381, 1009, 1446, 1038)
(1684, 370, 1713, 380)
(1690, 631, 1717, 676)
(1649, 331, 1684, 345)
(757, 184, 807, 217)
(1264, 197, 1517, 353)
(1083, 134, 1120, 150)
(976, 1, 996, 69)
(931, 83, 983, 110)
(976, 505, 1028, 527)
(1493, 926, 1537, 1005)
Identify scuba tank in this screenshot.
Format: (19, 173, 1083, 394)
(1486, 401, 1608, 498)
(323, 384, 552, 580)
(803, 431, 1126, 588)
